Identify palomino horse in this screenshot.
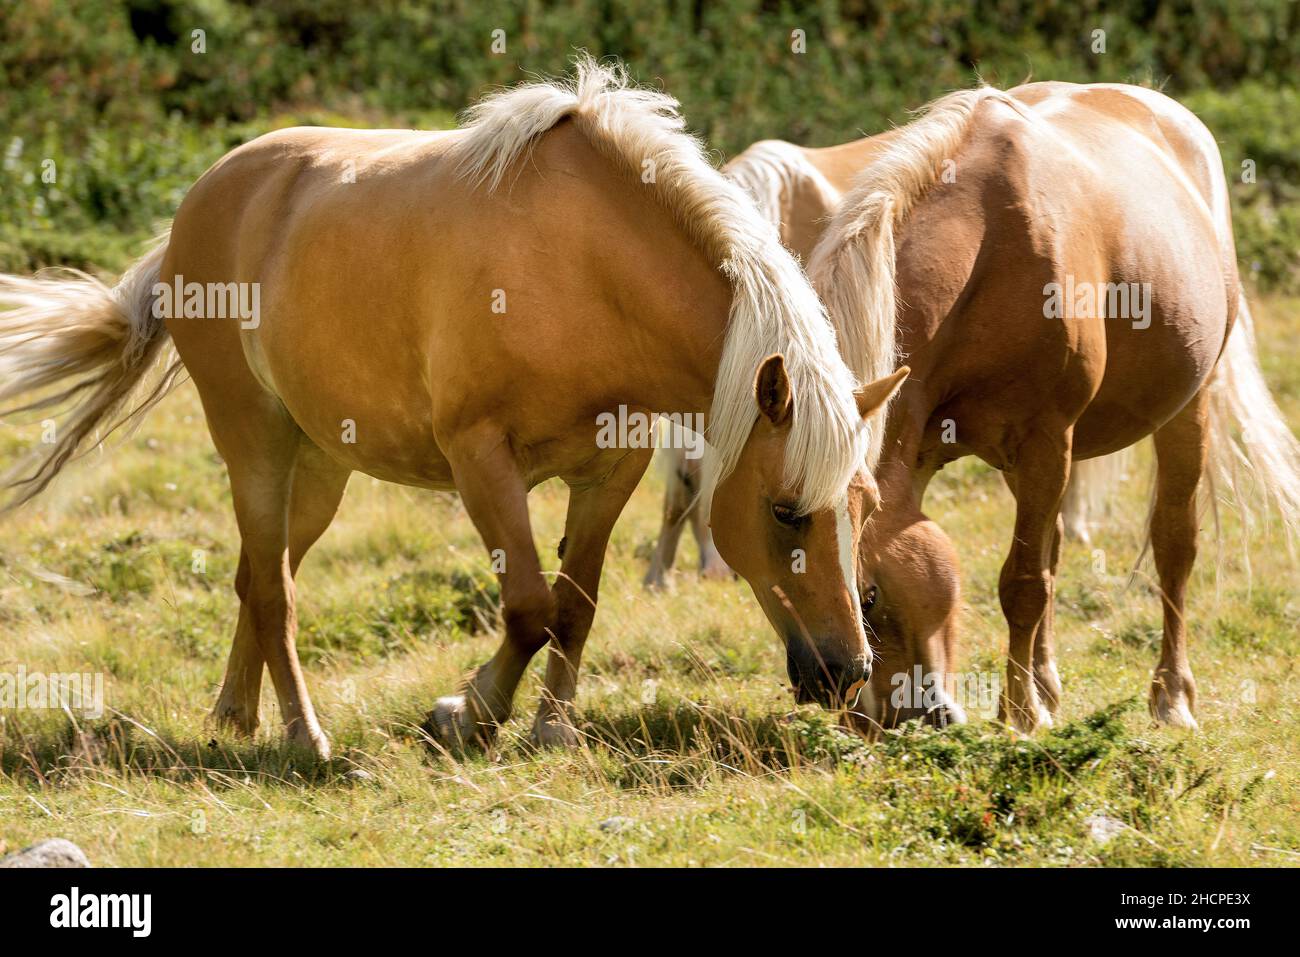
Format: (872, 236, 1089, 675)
(0, 61, 908, 756)
(807, 81, 1300, 732)
(644, 126, 1124, 587)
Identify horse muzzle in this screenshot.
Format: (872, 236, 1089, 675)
(787, 641, 870, 707)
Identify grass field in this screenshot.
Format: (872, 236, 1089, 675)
(0, 291, 1297, 867)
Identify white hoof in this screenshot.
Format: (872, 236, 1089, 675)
(1000, 691, 1045, 734)
(1151, 694, 1198, 729)
(423, 695, 495, 751)
(286, 721, 331, 760)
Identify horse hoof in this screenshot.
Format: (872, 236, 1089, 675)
(210, 704, 260, 738)
(286, 723, 331, 761)
(422, 695, 492, 752)
(925, 697, 968, 729)
(1150, 693, 1199, 729)
(999, 696, 1043, 735)
(1150, 671, 1199, 729)
(529, 714, 579, 749)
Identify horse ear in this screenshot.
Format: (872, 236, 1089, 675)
(855, 366, 910, 420)
(754, 353, 793, 426)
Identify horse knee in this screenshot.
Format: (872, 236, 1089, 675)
(999, 570, 1051, 633)
(503, 586, 557, 651)
(234, 552, 251, 602)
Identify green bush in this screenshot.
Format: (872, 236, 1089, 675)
(2, 1, 1297, 287)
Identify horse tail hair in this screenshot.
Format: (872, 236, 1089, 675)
(1060, 448, 1136, 543)
(0, 233, 183, 513)
(1204, 293, 1300, 546)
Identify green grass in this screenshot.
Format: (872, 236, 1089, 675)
(1, 298, 1298, 867)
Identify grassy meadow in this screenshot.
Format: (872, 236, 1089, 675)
(0, 292, 1296, 867)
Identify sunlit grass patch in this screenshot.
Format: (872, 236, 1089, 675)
(1, 301, 1298, 866)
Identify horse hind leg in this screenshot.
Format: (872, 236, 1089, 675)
(1032, 514, 1065, 718)
(675, 452, 731, 580)
(689, 492, 732, 580)
(1147, 391, 1208, 728)
(212, 443, 350, 740)
(211, 550, 262, 735)
(1060, 468, 1092, 544)
(206, 397, 335, 758)
(643, 447, 691, 589)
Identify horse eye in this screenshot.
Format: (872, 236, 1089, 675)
(862, 585, 879, 612)
(771, 503, 801, 527)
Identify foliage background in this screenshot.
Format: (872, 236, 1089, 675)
(2, 0, 1299, 287)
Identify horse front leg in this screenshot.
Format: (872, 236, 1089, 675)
(424, 430, 555, 751)
(998, 435, 1071, 733)
(533, 449, 653, 747)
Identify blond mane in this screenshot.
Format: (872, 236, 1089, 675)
(807, 86, 1019, 462)
(453, 57, 874, 513)
(723, 140, 840, 248)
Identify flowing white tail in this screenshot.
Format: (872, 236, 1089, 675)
(1060, 449, 1135, 544)
(1205, 294, 1300, 541)
(0, 236, 181, 512)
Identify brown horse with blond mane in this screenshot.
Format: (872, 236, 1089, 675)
(645, 126, 1127, 587)
(807, 81, 1300, 733)
(0, 60, 908, 756)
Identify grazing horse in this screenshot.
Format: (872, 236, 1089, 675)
(807, 81, 1300, 733)
(0, 61, 907, 755)
(645, 126, 1123, 587)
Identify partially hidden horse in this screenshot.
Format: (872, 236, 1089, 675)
(806, 81, 1300, 732)
(0, 61, 908, 756)
(644, 124, 1125, 588)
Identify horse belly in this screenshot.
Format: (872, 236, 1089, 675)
(257, 289, 457, 489)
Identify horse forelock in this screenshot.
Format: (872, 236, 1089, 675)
(454, 56, 871, 517)
(807, 86, 1019, 462)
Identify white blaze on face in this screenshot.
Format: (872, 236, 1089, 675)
(834, 494, 869, 655)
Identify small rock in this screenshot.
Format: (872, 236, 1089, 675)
(0, 839, 91, 868)
(599, 816, 635, 834)
(1084, 813, 1125, 845)
(345, 768, 376, 784)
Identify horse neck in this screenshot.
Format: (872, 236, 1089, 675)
(519, 120, 741, 429)
(596, 204, 734, 425)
